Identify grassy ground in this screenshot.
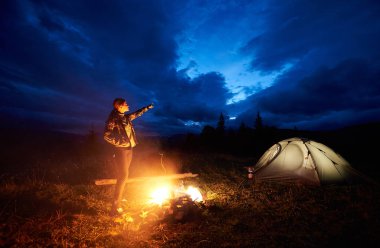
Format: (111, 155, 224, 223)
(0, 152, 379, 247)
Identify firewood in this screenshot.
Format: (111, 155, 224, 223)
(94, 173, 199, 185)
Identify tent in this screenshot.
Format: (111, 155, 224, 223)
(253, 137, 361, 185)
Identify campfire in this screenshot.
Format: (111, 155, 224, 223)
(95, 173, 204, 222)
(148, 183, 203, 206)
(147, 182, 204, 222)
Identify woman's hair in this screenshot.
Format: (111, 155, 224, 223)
(113, 98, 126, 109)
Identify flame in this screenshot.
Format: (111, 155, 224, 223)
(186, 186, 203, 202)
(149, 185, 171, 206)
(148, 184, 203, 206)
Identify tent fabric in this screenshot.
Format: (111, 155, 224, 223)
(253, 137, 359, 185)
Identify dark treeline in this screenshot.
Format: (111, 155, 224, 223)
(0, 114, 379, 181)
(161, 114, 380, 180)
(164, 112, 304, 156)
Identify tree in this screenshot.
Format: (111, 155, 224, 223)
(216, 112, 225, 135)
(201, 125, 216, 139)
(254, 111, 263, 130)
(200, 125, 216, 150)
(239, 122, 247, 133)
(216, 113, 225, 133)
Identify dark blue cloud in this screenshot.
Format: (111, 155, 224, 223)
(231, 0, 380, 130)
(0, 0, 232, 135)
(236, 58, 380, 129)
(1, 0, 379, 135)
(155, 72, 231, 122)
(243, 0, 380, 73)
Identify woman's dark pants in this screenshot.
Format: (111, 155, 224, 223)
(112, 148, 133, 210)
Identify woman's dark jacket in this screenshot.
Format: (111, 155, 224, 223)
(103, 106, 150, 148)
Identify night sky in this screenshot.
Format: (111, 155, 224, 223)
(1, 0, 380, 136)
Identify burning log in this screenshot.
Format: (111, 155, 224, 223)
(166, 195, 202, 222)
(94, 173, 198, 185)
(149, 184, 204, 222)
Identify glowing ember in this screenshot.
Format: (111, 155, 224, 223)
(149, 186, 171, 206)
(186, 186, 203, 202)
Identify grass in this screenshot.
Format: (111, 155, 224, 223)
(0, 152, 379, 247)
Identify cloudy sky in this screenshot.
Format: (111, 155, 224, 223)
(1, 0, 380, 136)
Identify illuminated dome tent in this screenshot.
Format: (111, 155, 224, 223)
(253, 137, 360, 185)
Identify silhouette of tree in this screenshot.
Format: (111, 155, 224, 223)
(239, 122, 247, 134)
(201, 125, 216, 139)
(227, 127, 235, 137)
(216, 113, 225, 135)
(184, 133, 199, 151)
(254, 111, 263, 130)
(200, 125, 216, 150)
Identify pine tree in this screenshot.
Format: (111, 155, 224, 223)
(239, 122, 246, 132)
(254, 111, 263, 130)
(216, 113, 225, 135)
(201, 125, 215, 138)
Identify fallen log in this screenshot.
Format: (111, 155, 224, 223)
(95, 173, 199, 185)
